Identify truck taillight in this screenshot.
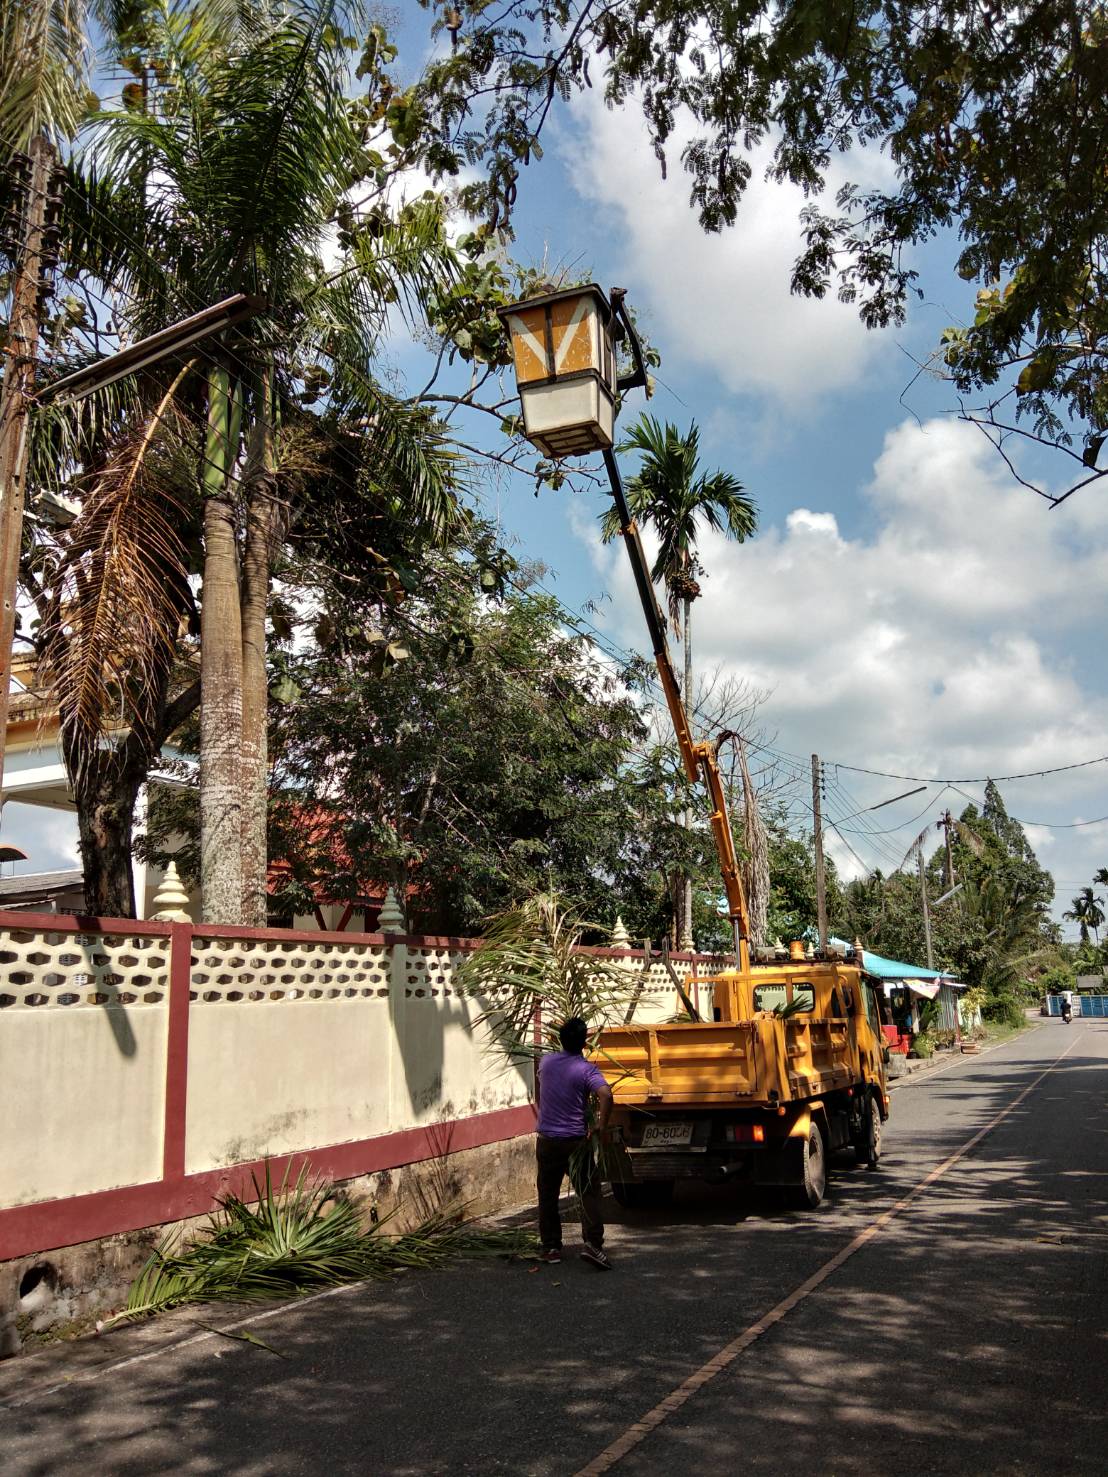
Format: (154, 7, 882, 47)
(727, 1123, 765, 1143)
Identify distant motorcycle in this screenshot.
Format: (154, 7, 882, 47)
(1061, 1001, 1073, 1024)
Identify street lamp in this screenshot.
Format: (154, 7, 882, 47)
(497, 284, 620, 458)
(36, 292, 266, 406)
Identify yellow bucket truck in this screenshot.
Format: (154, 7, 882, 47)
(588, 316, 888, 1209)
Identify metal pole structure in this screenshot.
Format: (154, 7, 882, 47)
(0, 135, 54, 807)
(602, 444, 751, 969)
(811, 753, 829, 954)
(943, 809, 955, 892)
(917, 848, 935, 970)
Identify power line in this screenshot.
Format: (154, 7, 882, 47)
(828, 754, 1108, 785)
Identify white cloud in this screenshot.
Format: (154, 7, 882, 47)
(579, 415, 1108, 926)
(564, 98, 896, 406)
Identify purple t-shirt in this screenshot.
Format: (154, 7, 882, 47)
(537, 1052, 608, 1137)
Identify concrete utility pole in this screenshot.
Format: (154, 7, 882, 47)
(811, 753, 828, 953)
(917, 848, 935, 970)
(0, 136, 55, 804)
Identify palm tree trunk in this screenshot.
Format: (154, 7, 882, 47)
(199, 365, 244, 924)
(240, 367, 282, 928)
(681, 595, 694, 949)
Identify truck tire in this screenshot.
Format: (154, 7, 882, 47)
(611, 1180, 675, 1209)
(791, 1123, 827, 1209)
(855, 1094, 882, 1170)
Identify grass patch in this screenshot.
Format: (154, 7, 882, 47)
(99, 1165, 536, 1331)
(978, 1018, 1033, 1048)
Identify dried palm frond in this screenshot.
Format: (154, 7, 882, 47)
(40, 368, 196, 780)
(736, 737, 769, 948)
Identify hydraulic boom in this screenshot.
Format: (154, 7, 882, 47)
(602, 446, 751, 970)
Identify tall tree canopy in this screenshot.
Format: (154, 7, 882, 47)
(419, 1, 1108, 488)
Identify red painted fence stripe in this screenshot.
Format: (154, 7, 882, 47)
(161, 922, 192, 1183)
(0, 1104, 536, 1262)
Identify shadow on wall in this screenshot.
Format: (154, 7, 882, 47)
(387, 961, 531, 1120)
(98, 983, 137, 1059)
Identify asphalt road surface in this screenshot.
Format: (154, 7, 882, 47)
(3, 1019, 1106, 1476)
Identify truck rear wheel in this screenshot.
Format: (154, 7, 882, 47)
(791, 1123, 827, 1209)
(855, 1095, 882, 1170)
(611, 1180, 675, 1209)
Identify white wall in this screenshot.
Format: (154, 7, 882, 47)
(0, 922, 725, 1209)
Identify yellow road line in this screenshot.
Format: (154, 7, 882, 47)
(574, 1030, 1087, 1477)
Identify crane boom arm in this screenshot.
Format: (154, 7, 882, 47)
(603, 449, 751, 961)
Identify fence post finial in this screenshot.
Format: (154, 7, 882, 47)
(151, 861, 190, 922)
(611, 915, 630, 951)
(679, 924, 695, 953)
(379, 885, 405, 934)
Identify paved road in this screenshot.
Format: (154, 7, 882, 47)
(3, 1020, 1107, 1475)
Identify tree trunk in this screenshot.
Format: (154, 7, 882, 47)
(65, 679, 201, 918)
(681, 594, 694, 948)
(199, 365, 244, 924)
(72, 758, 141, 917)
(239, 369, 282, 928)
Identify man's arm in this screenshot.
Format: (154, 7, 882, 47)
(593, 1083, 613, 1135)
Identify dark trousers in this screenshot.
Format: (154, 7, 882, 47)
(536, 1133, 604, 1250)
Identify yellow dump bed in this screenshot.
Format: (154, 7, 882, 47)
(594, 960, 886, 1111)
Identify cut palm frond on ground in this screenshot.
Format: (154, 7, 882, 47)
(100, 1165, 536, 1330)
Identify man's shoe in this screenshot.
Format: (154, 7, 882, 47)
(580, 1244, 611, 1270)
(540, 1247, 562, 1264)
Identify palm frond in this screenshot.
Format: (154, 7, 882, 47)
(100, 1161, 536, 1329)
(459, 893, 639, 1063)
(0, 0, 91, 154)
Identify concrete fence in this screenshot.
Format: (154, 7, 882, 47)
(0, 910, 725, 1264)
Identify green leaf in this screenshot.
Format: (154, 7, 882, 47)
(1016, 359, 1052, 394)
(271, 677, 302, 706)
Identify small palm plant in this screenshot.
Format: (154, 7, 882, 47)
(460, 893, 640, 1063)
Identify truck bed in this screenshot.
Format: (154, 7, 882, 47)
(595, 1014, 861, 1108)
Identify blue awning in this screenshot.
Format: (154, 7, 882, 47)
(829, 937, 963, 989)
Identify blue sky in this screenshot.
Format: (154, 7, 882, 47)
(6, 10, 1106, 939)
(381, 17, 1108, 935)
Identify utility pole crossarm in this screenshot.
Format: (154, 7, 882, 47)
(603, 448, 751, 953)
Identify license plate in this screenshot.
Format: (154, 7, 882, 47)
(641, 1121, 694, 1148)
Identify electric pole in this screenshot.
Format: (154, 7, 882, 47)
(811, 753, 828, 954)
(942, 808, 955, 891)
(917, 848, 934, 970)
(0, 135, 56, 803)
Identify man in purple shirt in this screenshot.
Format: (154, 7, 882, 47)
(536, 1017, 613, 1269)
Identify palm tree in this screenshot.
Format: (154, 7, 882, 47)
(601, 414, 756, 944)
(1064, 887, 1105, 946)
(32, 0, 464, 920)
